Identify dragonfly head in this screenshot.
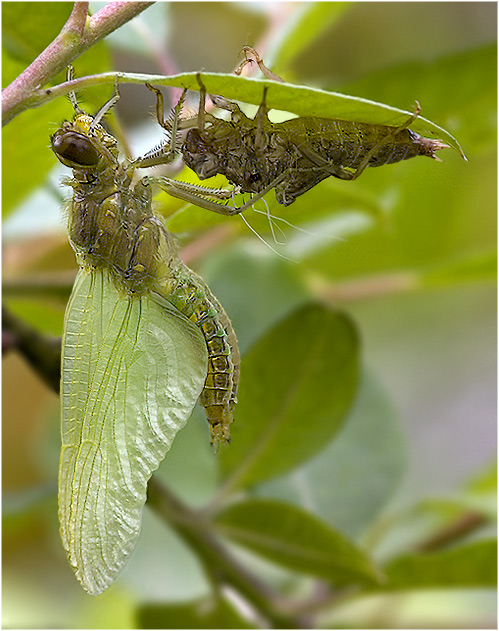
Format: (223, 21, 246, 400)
(51, 114, 119, 171)
(51, 128, 101, 169)
(182, 128, 221, 179)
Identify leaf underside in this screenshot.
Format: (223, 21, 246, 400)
(47, 71, 465, 157)
(107, 71, 465, 156)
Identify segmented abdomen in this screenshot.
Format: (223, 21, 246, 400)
(288, 118, 424, 169)
(160, 264, 239, 445)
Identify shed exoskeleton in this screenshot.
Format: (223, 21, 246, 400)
(181, 84, 449, 208)
(136, 73, 448, 216)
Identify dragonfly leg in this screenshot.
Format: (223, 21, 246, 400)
(196, 73, 244, 123)
(195, 73, 211, 132)
(235, 46, 284, 82)
(90, 83, 121, 132)
(66, 66, 81, 113)
(146, 173, 287, 216)
(65, 64, 120, 126)
(132, 86, 191, 169)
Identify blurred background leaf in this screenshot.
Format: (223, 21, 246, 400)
(383, 539, 497, 590)
(2, 2, 113, 217)
(137, 595, 256, 629)
(215, 498, 380, 585)
(218, 304, 359, 489)
(256, 369, 408, 538)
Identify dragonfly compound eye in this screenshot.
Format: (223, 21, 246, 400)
(51, 131, 101, 167)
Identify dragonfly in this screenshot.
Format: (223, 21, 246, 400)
(51, 77, 239, 595)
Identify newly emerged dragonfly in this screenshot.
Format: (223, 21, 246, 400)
(51, 79, 239, 595)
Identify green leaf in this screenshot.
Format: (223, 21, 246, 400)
(292, 135, 493, 281)
(2, 99, 70, 217)
(466, 460, 497, 495)
(2, 2, 73, 70)
(120, 507, 210, 602)
(258, 369, 407, 537)
(47, 71, 465, 155)
(218, 303, 359, 489)
(384, 539, 497, 589)
(59, 269, 208, 595)
(216, 498, 380, 586)
(137, 597, 256, 629)
(2, 2, 112, 90)
(197, 242, 310, 355)
(418, 251, 497, 288)
(4, 297, 65, 337)
(2, 3, 113, 216)
(3, 484, 56, 533)
(341, 44, 496, 156)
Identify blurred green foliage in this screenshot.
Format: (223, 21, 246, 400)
(3, 2, 496, 629)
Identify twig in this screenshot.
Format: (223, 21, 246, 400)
(2, 1, 154, 124)
(147, 477, 311, 629)
(2, 271, 76, 301)
(313, 271, 419, 303)
(416, 511, 489, 553)
(179, 224, 237, 266)
(2, 305, 61, 393)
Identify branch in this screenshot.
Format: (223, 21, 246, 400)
(2, 271, 76, 301)
(147, 478, 312, 629)
(2, 1, 154, 124)
(314, 271, 419, 303)
(416, 511, 489, 553)
(2, 305, 61, 393)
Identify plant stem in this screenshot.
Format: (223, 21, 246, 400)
(313, 271, 419, 303)
(2, 271, 76, 301)
(416, 511, 489, 552)
(2, 305, 61, 393)
(2, 1, 154, 124)
(147, 477, 311, 629)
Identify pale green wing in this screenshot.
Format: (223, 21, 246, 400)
(59, 269, 208, 595)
